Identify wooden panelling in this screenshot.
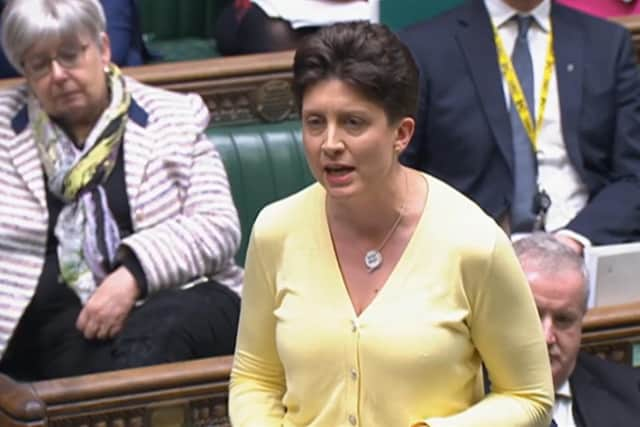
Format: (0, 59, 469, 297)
(581, 301, 640, 367)
(0, 356, 232, 427)
(0, 50, 296, 127)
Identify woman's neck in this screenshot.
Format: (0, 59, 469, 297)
(60, 82, 111, 146)
(55, 101, 108, 147)
(326, 168, 408, 236)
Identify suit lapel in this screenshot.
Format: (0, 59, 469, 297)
(570, 364, 613, 427)
(551, 4, 585, 175)
(457, 0, 514, 172)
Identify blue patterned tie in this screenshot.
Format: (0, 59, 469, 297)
(550, 419, 558, 427)
(509, 15, 538, 232)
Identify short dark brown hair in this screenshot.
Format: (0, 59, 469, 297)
(293, 21, 419, 124)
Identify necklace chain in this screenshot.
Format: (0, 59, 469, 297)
(364, 171, 408, 273)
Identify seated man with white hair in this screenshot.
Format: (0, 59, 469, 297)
(514, 233, 640, 427)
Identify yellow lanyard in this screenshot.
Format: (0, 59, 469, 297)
(493, 22, 554, 151)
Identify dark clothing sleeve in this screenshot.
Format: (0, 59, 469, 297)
(102, 0, 146, 66)
(118, 248, 148, 299)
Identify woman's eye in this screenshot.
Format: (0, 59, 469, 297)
(26, 58, 48, 72)
(304, 116, 324, 130)
(345, 117, 365, 130)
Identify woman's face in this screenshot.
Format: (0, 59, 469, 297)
(22, 32, 111, 129)
(301, 78, 413, 200)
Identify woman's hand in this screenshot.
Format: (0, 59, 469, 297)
(76, 267, 140, 340)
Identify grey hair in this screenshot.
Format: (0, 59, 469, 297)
(1, 0, 106, 74)
(513, 232, 590, 311)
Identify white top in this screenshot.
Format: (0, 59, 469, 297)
(252, 0, 373, 28)
(484, 0, 589, 242)
(552, 381, 577, 427)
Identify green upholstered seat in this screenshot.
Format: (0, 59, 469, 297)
(208, 121, 315, 266)
(379, 0, 465, 30)
(139, 0, 231, 61)
(146, 38, 220, 62)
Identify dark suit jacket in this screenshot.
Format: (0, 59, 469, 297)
(103, 0, 152, 66)
(0, 0, 150, 79)
(570, 352, 640, 427)
(399, 0, 640, 244)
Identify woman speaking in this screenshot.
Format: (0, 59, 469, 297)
(230, 21, 553, 427)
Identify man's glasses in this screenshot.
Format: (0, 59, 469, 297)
(22, 43, 89, 79)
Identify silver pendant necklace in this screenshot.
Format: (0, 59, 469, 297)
(364, 209, 403, 273)
(364, 170, 408, 273)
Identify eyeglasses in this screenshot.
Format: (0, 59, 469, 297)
(22, 43, 89, 80)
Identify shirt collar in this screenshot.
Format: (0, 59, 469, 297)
(484, 0, 551, 33)
(556, 379, 573, 400)
(11, 90, 148, 135)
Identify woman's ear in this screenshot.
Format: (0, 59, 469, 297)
(99, 32, 112, 67)
(393, 117, 415, 154)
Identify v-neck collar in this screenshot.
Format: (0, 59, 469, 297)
(317, 174, 431, 320)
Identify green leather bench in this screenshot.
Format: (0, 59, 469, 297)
(139, 0, 231, 61)
(208, 120, 314, 266)
(380, 0, 465, 30)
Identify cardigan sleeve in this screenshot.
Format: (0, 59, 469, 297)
(229, 217, 286, 426)
(424, 229, 554, 427)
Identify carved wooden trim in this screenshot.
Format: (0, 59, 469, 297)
(583, 301, 640, 332)
(0, 51, 296, 127)
(190, 397, 231, 427)
(581, 301, 640, 367)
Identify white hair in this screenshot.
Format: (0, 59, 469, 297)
(513, 232, 590, 311)
(1, 0, 106, 74)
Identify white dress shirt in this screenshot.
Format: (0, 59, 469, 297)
(484, 0, 590, 245)
(553, 381, 577, 427)
(251, 0, 373, 28)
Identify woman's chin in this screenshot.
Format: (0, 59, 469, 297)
(51, 102, 94, 125)
(322, 181, 359, 201)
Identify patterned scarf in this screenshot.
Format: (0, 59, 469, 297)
(30, 64, 131, 304)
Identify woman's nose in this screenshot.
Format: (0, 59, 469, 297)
(321, 125, 345, 153)
(49, 60, 68, 81)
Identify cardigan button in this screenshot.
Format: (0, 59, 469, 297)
(349, 414, 357, 425)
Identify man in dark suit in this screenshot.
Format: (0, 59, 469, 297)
(514, 233, 640, 426)
(399, 0, 640, 251)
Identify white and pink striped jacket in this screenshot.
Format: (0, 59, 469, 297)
(0, 78, 243, 358)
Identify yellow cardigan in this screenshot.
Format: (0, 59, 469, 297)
(230, 175, 553, 427)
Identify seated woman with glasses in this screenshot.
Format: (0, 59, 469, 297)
(230, 21, 553, 427)
(0, 0, 242, 381)
(0, 0, 151, 78)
